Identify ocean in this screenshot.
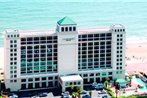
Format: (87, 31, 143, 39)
(0, 1, 147, 47)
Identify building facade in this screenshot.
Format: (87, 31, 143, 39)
(4, 17, 126, 91)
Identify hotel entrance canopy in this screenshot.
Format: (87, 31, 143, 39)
(59, 75, 83, 92)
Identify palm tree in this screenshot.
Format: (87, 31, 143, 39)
(89, 91, 92, 97)
(115, 87, 119, 98)
(104, 77, 110, 88)
(70, 85, 74, 93)
(129, 75, 133, 86)
(76, 86, 82, 97)
(72, 92, 78, 98)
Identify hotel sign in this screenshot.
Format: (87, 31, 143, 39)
(63, 38, 75, 41)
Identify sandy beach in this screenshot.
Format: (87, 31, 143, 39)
(126, 42, 147, 73)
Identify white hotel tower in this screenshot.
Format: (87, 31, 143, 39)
(4, 17, 126, 91)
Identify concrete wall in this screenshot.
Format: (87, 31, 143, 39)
(58, 32, 78, 74)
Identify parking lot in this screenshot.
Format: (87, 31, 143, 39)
(7, 84, 111, 98)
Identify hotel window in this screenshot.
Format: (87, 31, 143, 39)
(108, 72, 112, 75)
(117, 35, 119, 37)
(115, 30, 117, 32)
(28, 78, 33, 82)
(35, 78, 40, 81)
(10, 58, 13, 61)
(120, 39, 123, 41)
(74, 82, 76, 85)
(69, 27, 72, 31)
(14, 70, 17, 73)
(21, 79, 26, 82)
(10, 49, 13, 52)
(14, 53, 17, 56)
(96, 73, 100, 76)
(120, 34, 123, 37)
(83, 74, 88, 77)
(14, 80, 17, 82)
(65, 27, 68, 31)
(73, 27, 76, 31)
(65, 82, 68, 86)
(14, 75, 17, 78)
(10, 40, 13, 43)
(17, 34, 19, 37)
(10, 80, 13, 83)
(89, 73, 94, 76)
(14, 35, 16, 37)
(117, 39, 119, 41)
(42, 77, 46, 81)
(10, 45, 13, 48)
(120, 71, 122, 74)
(77, 81, 80, 85)
(10, 66, 13, 69)
(10, 62, 13, 65)
(14, 49, 17, 51)
(123, 29, 125, 32)
(120, 29, 122, 32)
(102, 72, 106, 76)
(14, 44, 17, 47)
(8, 35, 10, 37)
(48, 77, 53, 80)
(117, 29, 119, 32)
(61, 27, 64, 32)
(14, 40, 17, 43)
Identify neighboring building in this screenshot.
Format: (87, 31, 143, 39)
(4, 16, 126, 91)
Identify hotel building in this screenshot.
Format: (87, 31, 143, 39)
(4, 17, 126, 91)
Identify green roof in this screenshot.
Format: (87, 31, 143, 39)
(116, 79, 127, 83)
(57, 16, 77, 25)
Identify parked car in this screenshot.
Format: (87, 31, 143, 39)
(38, 92, 48, 97)
(82, 94, 91, 98)
(92, 82, 97, 87)
(8, 93, 18, 98)
(95, 83, 104, 90)
(80, 91, 89, 97)
(62, 91, 70, 98)
(31, 95, 40, 98)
